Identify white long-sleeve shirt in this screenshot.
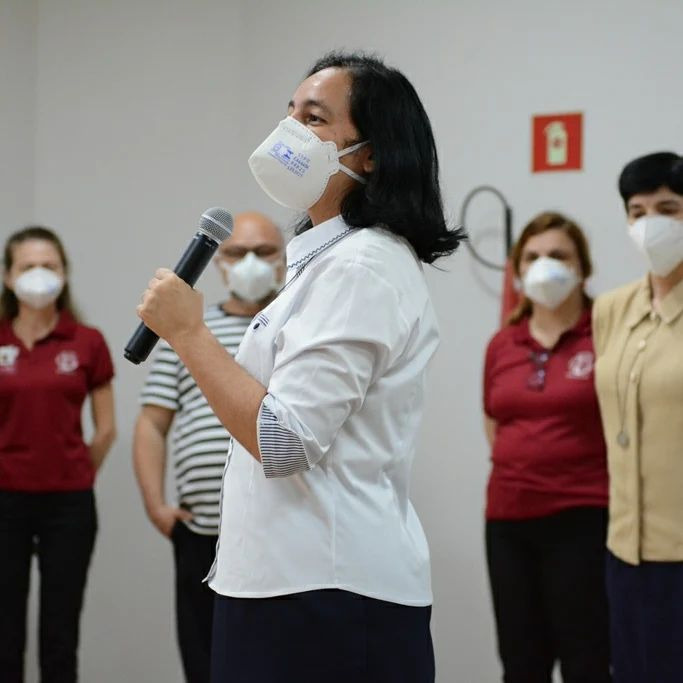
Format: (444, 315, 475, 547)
(207, 215, 439, 606)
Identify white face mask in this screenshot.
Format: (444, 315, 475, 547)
(248, 117, 368, 211)
(628, 215, 683, 277)
(221, 252, 283, 304)
(522, 257, 579, 310)
(12, 266, 64, 309)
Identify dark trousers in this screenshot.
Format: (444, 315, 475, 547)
(606, 551, 683, 683)
(486, 507, 611, 683)
(210, 589, 435, 683)
(0, 489, 97, 683)
(171, 521, 218, 683)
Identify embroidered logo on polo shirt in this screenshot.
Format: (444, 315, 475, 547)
(566, 351, 594, 379)
(0, 344, 20, 372)
(55, 350, 79, 374)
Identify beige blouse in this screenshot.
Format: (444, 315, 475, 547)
(593, 276, 683, 565)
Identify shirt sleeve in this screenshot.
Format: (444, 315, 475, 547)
(87, 328, 115, 390)
(139, 340, 181, 411)
(257, 394, 310, 477)
(257, 258, 411, 478)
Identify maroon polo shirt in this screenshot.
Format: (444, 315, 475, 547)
(0, 311, 114, 491)
(483, 308, 607, 520)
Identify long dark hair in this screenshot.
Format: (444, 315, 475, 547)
(296, 51, 465, 264)
(507, 211, 592, 324)
(1, 225, 79, 321)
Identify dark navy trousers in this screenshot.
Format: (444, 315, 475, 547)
(606, 551, 683, 683)
(210, 589, 434, 683)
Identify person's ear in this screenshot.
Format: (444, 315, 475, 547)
(214, 256, 229, 285)
(361, 145, 374, 174)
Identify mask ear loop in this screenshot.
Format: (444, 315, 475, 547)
(337, 140, 369, 185)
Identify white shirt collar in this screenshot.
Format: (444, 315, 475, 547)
(286, 215, 350, 273)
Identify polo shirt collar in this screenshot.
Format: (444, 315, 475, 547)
(51, 311, 78, 339)
(627, 275, 683, 328)
(0, 310, 77, 343)
(286, 215, 350, 275)
(512, 306, 592, 347)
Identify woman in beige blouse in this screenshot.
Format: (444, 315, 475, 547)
(593, 151, 683, 683)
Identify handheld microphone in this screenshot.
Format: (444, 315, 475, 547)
(124, 207, 233, 365)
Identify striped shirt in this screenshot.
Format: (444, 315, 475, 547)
(139, 304, 251, 536)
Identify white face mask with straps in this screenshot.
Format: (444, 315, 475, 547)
(628, 215, 683, 276)
(522, 257, 579, 310)
(220, 252, 284, 304)
(248, 117, 368, 211)
(12, 267, 64, 310)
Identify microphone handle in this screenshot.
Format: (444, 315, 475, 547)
(124, 232, 219, 364)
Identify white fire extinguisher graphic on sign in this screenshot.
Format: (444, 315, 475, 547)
(544, 121, 568, 166)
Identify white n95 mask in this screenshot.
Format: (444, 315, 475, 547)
(628, 215, 683, 277)
(221, 252, 282, 303)
(12, 267, 64, 309)
(522, 257, 579, 310)
(248, 117, 368, 211)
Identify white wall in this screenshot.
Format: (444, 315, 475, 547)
(0, 0, 36, 228)
(0, 2, 39, 679)
(8, 0, 683, 680)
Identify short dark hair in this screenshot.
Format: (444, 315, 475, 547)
(618, 151, 683, 206)
(297, 51, 465, 264)
(1, 225, 79, 321)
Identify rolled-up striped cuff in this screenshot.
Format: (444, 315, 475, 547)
(258, 400, 310, 478)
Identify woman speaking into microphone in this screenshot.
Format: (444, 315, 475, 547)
(137, 51, 463, 683)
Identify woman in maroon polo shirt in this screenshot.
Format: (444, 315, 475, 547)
(483, 212, 610, 683)
(0, 226, 115, 683)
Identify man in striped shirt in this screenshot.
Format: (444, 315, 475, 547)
(132, 211, 284, 683)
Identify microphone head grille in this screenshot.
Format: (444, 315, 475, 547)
(199, 207, 233, 242)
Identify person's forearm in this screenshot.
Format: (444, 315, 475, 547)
(89, 427, 115, 471)
(484, 416, 497, 448)
(133, 418, 168, 514)
(88, 382, 116, 472)
(171, 324, 267, 460)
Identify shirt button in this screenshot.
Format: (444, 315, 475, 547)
(630, 371, 638, 383)
(637, 339, 647, 350)
(650, 311, 659, 321)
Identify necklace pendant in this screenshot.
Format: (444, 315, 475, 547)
(617, 430, 630, 448)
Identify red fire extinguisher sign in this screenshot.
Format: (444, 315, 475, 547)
(532, 112, 583, 173)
